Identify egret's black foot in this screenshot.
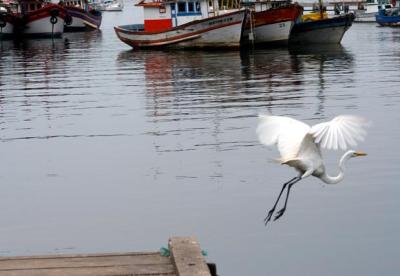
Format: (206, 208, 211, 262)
(274, 208, 286, 221)
(264, 208, 275, 225)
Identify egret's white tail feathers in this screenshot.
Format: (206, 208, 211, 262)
(281, 158, 300, 165)
(281, 158, 307, 173)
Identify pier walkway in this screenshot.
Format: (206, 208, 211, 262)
(0, 237, 212, 276)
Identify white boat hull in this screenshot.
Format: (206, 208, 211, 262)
(354, 11, 377, 22)
(252, 20, 293, 43)
(0, 22, 13, 38)
(115, 10, 246, 49)
(24, 15, 64, 37)
(68, 15, 85, 28)
(0, 12, 14, 39)
(242, 4, 302, 45)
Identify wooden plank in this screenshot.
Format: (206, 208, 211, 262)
(0, 264, 176, 276)
(0, 252, 176, 276)
(169, 237, 211, 276)
(0, 252, 170, 270)
(0, 251, 163, 261)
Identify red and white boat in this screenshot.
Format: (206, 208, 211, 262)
(63, 0, 102, 32)
(12, 0, 68, 38)
(242, 1, 303, 45)
(114, 0, 247, 49)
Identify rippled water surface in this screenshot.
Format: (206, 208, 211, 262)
(1, 3, 400, 275)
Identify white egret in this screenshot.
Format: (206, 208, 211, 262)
(256, 114, 369, 225)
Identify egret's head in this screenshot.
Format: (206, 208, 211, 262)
(351, 150, 367, 158)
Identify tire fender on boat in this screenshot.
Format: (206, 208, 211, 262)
(49, 9, 59, 25)
(50, 16, 58, 25)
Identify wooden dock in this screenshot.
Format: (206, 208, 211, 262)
(0, 237, 214, 276)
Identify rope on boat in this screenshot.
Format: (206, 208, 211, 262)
(248, 8, 255, 47)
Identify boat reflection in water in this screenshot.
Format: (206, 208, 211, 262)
(288, 44, 355, 115)
(0, 30, 101, 93)
(116, 45, 354, 152)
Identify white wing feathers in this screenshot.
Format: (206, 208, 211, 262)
(310, 115, 369, 150)
(256, 115, 310, 161)
(257, 114, 368, 160)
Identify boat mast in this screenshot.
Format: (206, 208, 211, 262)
(319, 0, 323, 19)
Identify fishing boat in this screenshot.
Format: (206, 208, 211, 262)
(375, 3, 400, 25)
(114, 0, 247, 49)
(62, 0, 102, 31)
(290, 13, 354, 44)
(0, 3, 17, 39)
(13, 0, 68, 38)
(289, 0, 355, 44)
(99, 0, 123, 11)
(242, 1, 303, 45)
(354, 0, 392, 22)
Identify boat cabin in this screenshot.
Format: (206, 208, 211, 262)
(136, 0, 221, 31)
(62, 0, 90, 11)
(8, 0, 50, 14)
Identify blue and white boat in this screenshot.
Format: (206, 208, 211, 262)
(375, 4, 400, 26)
(354, 0, 392, 22)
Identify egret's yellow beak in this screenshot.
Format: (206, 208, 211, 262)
(355, 151, 367, 157)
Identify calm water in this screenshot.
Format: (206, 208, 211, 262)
(1, 3, 400, 275)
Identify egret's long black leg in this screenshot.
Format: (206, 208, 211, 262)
(274, 177, 302, 221)
(264, 176, 298, 225)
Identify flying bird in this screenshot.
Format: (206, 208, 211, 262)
(256, 114, 369, 225)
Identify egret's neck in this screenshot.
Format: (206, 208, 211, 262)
(320, 151, 354, 184)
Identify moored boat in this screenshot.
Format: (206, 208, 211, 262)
(242, 1, 303, 45)
(62, 0, 102, 31)
(99, 0, 123, 11)
(290, 0, 354, 45)
(290, 13, 354, 44)
(375, 4, 400, 26)
(0, 3, 17, 39)
(114, 0, 247, 49)
(15, 0, 68, 38)
(354, 0, 392, 22)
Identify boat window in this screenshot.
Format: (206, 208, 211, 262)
(159, 4, 166, 13)
(30, 3, 35, 10)
(188, 2, 194, 12)
(178, 2, 186, 12)
(177, 0, 201, 15)
(37, 4, 41, 9)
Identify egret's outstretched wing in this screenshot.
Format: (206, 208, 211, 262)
(310, 115, 369, 150)
(256, 115, 310, 161)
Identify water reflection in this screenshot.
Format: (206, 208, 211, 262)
(288, 45, 355, 116)
(117, 44, 355, 121)
(115, 45, 355, 155)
